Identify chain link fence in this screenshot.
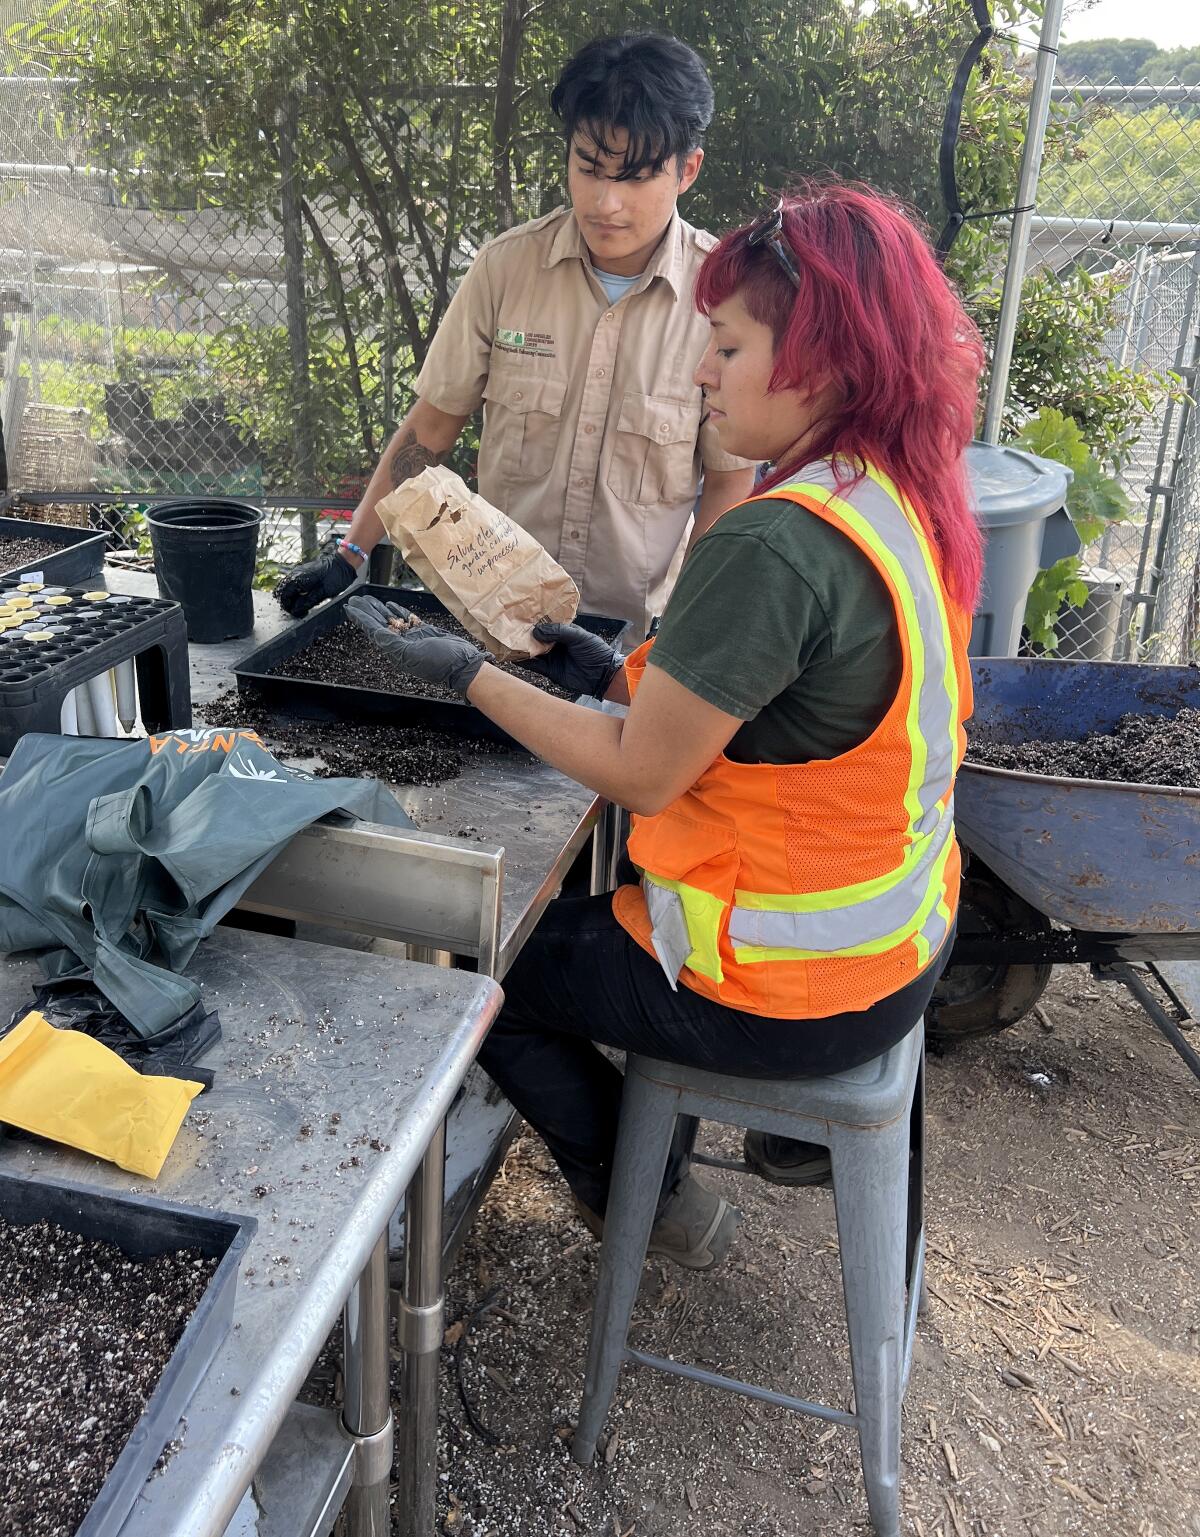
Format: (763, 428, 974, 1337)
(0, 0, 1014, 578)
(1033, 78, 1200, 663)
(8, 10, 1195, 654)
(0, 71, 292, 562)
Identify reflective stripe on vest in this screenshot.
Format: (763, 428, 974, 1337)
(727, 796, 955, 955)
(640, 461, 961, 982)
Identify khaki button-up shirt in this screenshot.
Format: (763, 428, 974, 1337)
(414, 206, 753, 627)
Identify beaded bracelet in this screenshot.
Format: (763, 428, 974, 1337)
(338, 538, 368, 563)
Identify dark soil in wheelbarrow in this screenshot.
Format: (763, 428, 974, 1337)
(266, 614, 575, 702)
(199, 685, 509, 788)
(0, 535, 65, 577)
(967, 706, 1200, 788)
(0, 1219, 217, 1537)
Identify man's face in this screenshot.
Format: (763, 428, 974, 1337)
(567, 125, 703, 278)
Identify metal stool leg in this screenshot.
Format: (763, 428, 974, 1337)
(573, 1064, 678, 1465)
(395, 1120, 446, 1537)
(342, 1232, 393, 1537)
(908, 1053, 929, 1322)
(831, 1118, 910, 1537)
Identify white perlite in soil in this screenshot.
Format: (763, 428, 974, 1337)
(0, 1218, 217, 1537)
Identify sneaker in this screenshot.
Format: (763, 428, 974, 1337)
(573, 1175, 739, 1272)
(743, 1130, 832, 1187)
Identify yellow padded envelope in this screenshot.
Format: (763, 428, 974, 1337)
(0, 1012, 203, 1178)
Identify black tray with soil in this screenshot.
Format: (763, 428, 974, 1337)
(0, 1171, 254, 1537)
(235, 585, 630, 750)
(0, 515, 109, 587)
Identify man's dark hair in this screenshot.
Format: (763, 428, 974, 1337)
(550, 33, 714, 180)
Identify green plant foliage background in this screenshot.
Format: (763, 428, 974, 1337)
(4, 0, 1175, 641)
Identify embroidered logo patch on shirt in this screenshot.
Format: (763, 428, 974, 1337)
(494, 327, 556, 358)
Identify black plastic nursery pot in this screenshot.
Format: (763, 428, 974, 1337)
(147, 498, 262, 644)
(0, 1170, 254, 1537)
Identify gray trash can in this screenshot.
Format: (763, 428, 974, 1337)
(966, 442, 1076, 657)
(1052, 564, 1124, 661)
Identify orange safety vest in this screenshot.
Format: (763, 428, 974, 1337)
(612, 459, 974, 1020)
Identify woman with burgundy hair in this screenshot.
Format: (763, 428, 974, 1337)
(349, 180, 985, 1271)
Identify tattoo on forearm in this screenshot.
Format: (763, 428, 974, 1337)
(389, 427, 443, 488)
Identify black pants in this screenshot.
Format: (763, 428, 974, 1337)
(478, 894, 951, 1215)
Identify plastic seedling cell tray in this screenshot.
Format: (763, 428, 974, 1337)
(0, 582, 191, 756)
(0, 1170, 254, 1537)
(235, 585, 630, 749)
(0, 515, 109, 585)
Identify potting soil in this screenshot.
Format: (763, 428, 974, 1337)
(0, 1219, 218, 1537)
(966, 706, 1200, 788)
(199, 685, 506, 785)
(267, 614, 574, 701)
(0, 536, 64, 576)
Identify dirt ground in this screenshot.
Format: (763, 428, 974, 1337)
(416, 965, 1199, 1537)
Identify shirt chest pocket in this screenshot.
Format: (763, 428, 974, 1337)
(482, 372, 568, 485)
(606, 393, 700, 508)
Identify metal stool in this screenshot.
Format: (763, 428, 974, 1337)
(572, 1021, 925, 1537)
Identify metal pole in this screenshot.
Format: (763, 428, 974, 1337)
(1050, 84, 1200, 104)
(24, 187, 40, 403)
(395, 1120, 446, 1537)
(1103, 248, 1153, 569)
(1101, 963, 1200, 1084)
(1118, 248, 1150, 371)
(589, 801, 622, 896)
(1134, 251, 1200, 654)
(1026, 215, 1200, 245)
(981, 0, 1065, 445)
(1143, 310, 1200, 659)
(276, 93, 319, 558)
(341, 1233, 394, 1537)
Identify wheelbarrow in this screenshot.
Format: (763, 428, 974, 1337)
(931, 658, 1200, 1082)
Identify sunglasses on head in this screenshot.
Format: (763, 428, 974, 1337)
(746, 198, 802, 290)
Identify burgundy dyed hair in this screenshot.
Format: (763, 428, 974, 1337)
(694, 181, 985, 608)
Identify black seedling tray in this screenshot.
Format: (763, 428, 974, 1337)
(0, 1170, 255, 1537)
(235, 585, 629, 749)
(0, 514, 108, 584)
(0, 582, 191, 754)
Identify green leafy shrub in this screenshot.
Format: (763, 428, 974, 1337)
(1014, 407, 1132, 652)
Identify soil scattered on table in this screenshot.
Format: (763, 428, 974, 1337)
(967, 707, 1200, 788)
(266, 615, 576, 701)
(0, 1219, 218, 1537)
(0, 535, 65, 577)
(199, 685, 507, 786)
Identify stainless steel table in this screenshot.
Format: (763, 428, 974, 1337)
(0, 929, 502, 1537)
(106, 573, 619, 979)
(104, 573, 623, 1261)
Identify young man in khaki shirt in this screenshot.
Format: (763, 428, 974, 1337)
(277, 33, 756, 630)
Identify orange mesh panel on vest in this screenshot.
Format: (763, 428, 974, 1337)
(776, 727, 916, 895)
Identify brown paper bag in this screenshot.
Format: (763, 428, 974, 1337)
(375, 465, 579, 661)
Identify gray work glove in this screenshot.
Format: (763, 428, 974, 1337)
(518, 620, 624, 699)
(276, 537, 359, 618)
(347, 596, 486, 696)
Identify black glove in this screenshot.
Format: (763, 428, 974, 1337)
(276, 539, 359, 617)
(519, 620, 624, 698)
(347, 596, 486, 696)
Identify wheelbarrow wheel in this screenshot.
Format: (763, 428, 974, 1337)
(928, 871, 1053, 1041)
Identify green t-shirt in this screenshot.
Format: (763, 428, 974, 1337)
(649, 495, 902, 764)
